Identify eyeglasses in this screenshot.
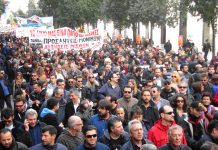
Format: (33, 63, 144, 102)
(3, 119, 13, 123)
(77, 80, 82, 82)
(89, 76, 95, 79)
(68, 81, 74, 83)
(164, 83, 171, 85)
(124, 91, 131, 94)
(177, 100, 184, 103)
(164, 112, 174, 115)
(179, 86, 187, 89)
(171, 76, 177, 78)
(31, 75, 37, 77)
(201, 80, 207, 82)
(86, 134, 97, 138)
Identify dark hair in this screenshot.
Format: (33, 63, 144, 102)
(82, 125, 97, 136)
(170, 94, 187, 112)
(106, 94, 117, 103)
(47, 97, 59, 110)
(1, 108, 14, 119)
(42, 125, 57, 135)
(130, 105, 143, 119)
(207, 120, 218, 134)
(0, 128, 12, 135)
(98, 99, 112, 111)
(192, 81, 203, 93)
(159, 106, 165, 115)
(107, 117, 122, 133)
(202, 92, 212, 101)
(152, 85, 161, 92)
(56, 79, 65, 85)
(14, 95, 26, 103)
(123, 85, 132, 92)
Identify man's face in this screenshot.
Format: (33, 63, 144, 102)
(130, 123, 143, 142)
(56, 65, 62, 73)
(98, 107, 108, 118)
(142, 91, 151, 103)
(2, 117, 13, 127)
(162, 106, 175, 123)
(69, 93, 79, 103)
(27, 114, 37, 127)
(85, 130, 97, 147)
(201, 77, 208, 86)
(123, 87, 132, 99)
(76, 78, 83, 87)
(31, 73, 38, 81)
(55, 90, 64, 100)
(73, 119, 83, 132)
(0, 132, 13, 148)
(169, 129, 183, 148)
(68, 79, 75, 87)
(15, 101, 25, 112)
(178, 84, 187, 94)
(42, 131, 56, 146)
(57, 81, 65, 89)
(190, 107, 202, 118)
(50, 76, 57, 84)
(151, 87, 159, 98)
(111, 121, 124, 136)
(111, 74, 119, 83)
(116, 108, 125, 121)
(155, 69, 162, 77)
(33, 84, 41, 93)
(0, 71, 4, 79)
(182, 65, 189, 73)
(208, 67, 215, 74)
(202, 96, 211, 106)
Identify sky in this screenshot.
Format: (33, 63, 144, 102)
(7, 0, 30, 13)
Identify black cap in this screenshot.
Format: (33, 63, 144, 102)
(190, 101, 204, 111)
(164, 79, 171, 85)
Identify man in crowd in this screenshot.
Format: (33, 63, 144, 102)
(0, 108, 31, 147)
(0, 128, 28, 150)
(57, 115, 84, 150)
(159, 125, 191, 150)
(101, 116, 129, 149)
(24, 108, 46, 146)
(76, 125, 109, 150)
(178, 101, 209, 150)
(148, 105, 186, 148)
(151, 85, 169, 110)
(117, 85, 138, 116)
(88, 99, 114, 141)
(14, 95, 28, 123)
(120, 120, 154, 150)
(98, 73, 122, 99)
(29, 125, 67, 150)
(160, 80, 177, 100)
(197, 120, 218, 149)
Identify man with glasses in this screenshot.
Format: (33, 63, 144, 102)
(169, 81, 194, 106)
(57, 116, 84, 150)
(160, 79, 177, 100)
(147, 105, 187, 148)
(0, 68, 12, 110)
(178, 101, 209, 150)
(117, 85, 138, 116)
(26, 71, 38, 94)
(73, 75, 89, 100)
(151, 85, 169, 110)
(14, 95, 28, 123)
(120, 120, 153, 150)
(0, 108, 31, 147)
(76, 125, 109, 150)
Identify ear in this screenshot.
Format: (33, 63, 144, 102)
(160, 113, 164, 118)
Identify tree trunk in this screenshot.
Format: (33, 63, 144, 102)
(179, 0, 187, 42)
(150, 23, 154, 41)
(161, 24, 166, 44)
(211, 20, 216, 56)
(132, 22, 137, 46)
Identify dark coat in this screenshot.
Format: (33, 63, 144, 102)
(196, 133, 218, 150)
(0, 121, 31, 147)
(158, 143, 191, 150)
(120, 139, 153, 150)
(75, 142, 110, 150)
(29, 143, 67, 150)
(0, 138, 28, 150)
(64, 101, 80, 126)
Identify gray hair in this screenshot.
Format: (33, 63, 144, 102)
(25, 108, 38, 119)
(168, 125, 183, 137)
(128, 119, 142, 133)
(68, 116, 81, 128)
(141, 144, 157, 150)
(69, 89, 80, 97)
(52, 87, 64, 97)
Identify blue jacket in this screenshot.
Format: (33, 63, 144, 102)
(29, 122, 46, 146)
(29, 143, 67, 150)
(98, 82, 122, 99)
(88, 114, 115, 141)
(75, 142, 109, 150)
(40, 108, 55, 118)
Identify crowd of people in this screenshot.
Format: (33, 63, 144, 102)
(0, 33, 217, 150)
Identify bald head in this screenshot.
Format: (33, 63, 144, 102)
(68, 116, 83, 128)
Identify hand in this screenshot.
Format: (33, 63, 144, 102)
(24, 119, 29, 131)
(89, 101, 93, 108)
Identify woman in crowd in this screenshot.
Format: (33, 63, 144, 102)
(12, 71, 26, 97)
(128, 79, 141, 100)
(170, 71, 181, 92)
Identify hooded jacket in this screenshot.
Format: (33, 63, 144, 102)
(147, 119, 187, 148)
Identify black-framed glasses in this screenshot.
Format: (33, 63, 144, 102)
(164, 112, 174, 115)
(179, 86, 187, 89)
(124, 91, 131, 94)
(89, 76, 95, 79)
(86, 134, 97, 138)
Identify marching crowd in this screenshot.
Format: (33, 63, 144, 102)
(0, 34, 217, 150)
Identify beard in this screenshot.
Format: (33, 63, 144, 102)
(98, 111, 107, 118)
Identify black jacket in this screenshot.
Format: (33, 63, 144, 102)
(0, 138, 28, 150)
